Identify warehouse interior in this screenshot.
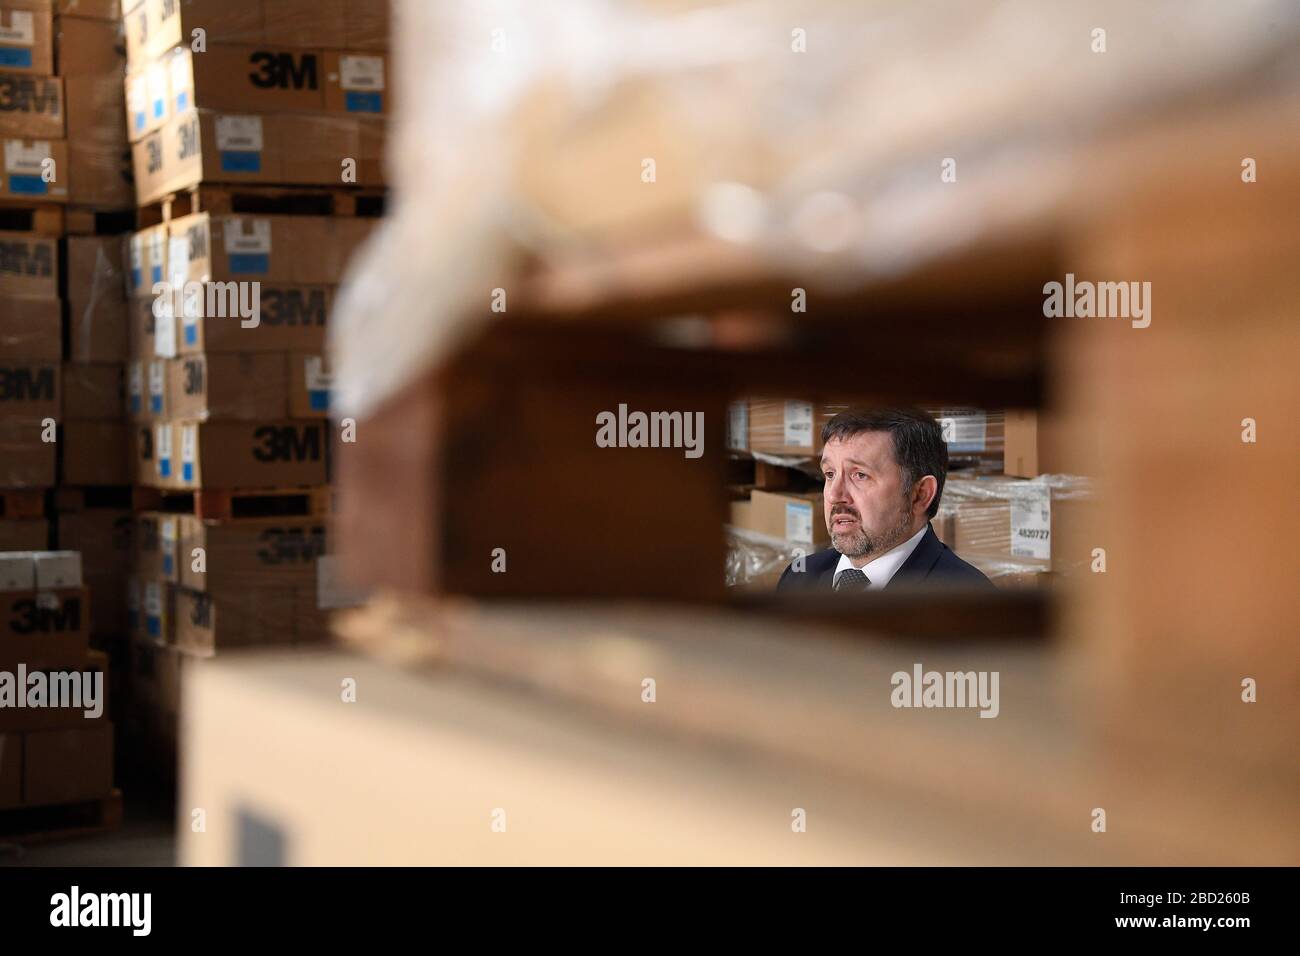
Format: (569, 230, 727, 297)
(0, 0, 1296, 867)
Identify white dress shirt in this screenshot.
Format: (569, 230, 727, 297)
(834, 524, 929, 590)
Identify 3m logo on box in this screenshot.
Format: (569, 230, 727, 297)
(257, 526, 326, 566)
(249, 51, 319, 91)
(263, 286, 326, 326)
(0, 73, 61, 137)
(0, 239, 52, 278)
(253, 424, 321, 463)
(0, 365, 54, 402)
(9, 595, 81, 634)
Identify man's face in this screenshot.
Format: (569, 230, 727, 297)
(821, 431, 919, 560)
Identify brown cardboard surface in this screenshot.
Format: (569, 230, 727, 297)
(55, 507, 130, 578)
(179, 515, 325, 591)
(127, 300, 155, 362)
(0, 70, 62, 137)
(0, 295, 59, 361)
(0, 587, 89, 670)
(63, 73, 133, 207)
(0, 2, 53, 74)
(55, 0, 120, 20)
(0, 419, 55, 486)
(0, 137, 67, 201)
(172, 419, 327, 489)
(747, 400, 844, 457)
(132, 511, 177, 581)
(22, 721, 113, 805)
(0, 232, 58, 298)
(67, 235, 129, 362)
(344, 0, 388, 51)
(179, 283, 330, 354)
(60, 362, 122, 420)
(744, 489, 830, 549)
(175, 584, 297, 656)
(0, 517, 47, 550)
(61, 420, 129, 485)
(54, 10, 123, 74)
(0, 731, 20, 808)
(138, 0, 261, 64)
(181, 44, 328, 116)
(1002, 409, 1100, 479)
(266, 0, 345, 49)
(166, 351, 288, 420)
(170, 212, 374, 287)
(0, 360, 57, 419)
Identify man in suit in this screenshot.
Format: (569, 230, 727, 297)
(777, 408, 994, 592)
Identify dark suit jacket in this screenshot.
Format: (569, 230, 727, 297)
(776, 523, 995, 591)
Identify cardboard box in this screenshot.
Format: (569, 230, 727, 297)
(747, 400, 844, 457)
(0, 231, 58, 298)
(179, 515, 325, 592)
(179, 283, 330, 354)
(169, 211, 374, 287)
(60, 362, 122, 420)
(287, 352, 329, 417)
(33, 550, 80, 588)
(170, 45, 326, 120)
(130, 420, 155, 484)
(137, 575, 171, 643)
(0, 138, 68, 202)
(344, 0, 387, 51)
(0, 517, 46, 550)
(0, 731, 20, 808)
(1002, 409, 1100, 479)
(126, 223, 167, 298)
(945, 477, 1099, 574)
(0, 587, 90, 669)
(55, 507, 130, 577)
(54, 11, 123, 74)
(133, 510, 176, 580)
(127, 298, 155, 360)
(174, 584, 295, 656)
(322, 50, 387, 116)
(266, 0, 345, 50)
(22, 722, 113, 805)
(743, 490, 830, 549)
(63, 73, 133, 208)
(167, 351, 287, 420)
(0, 70, 62, 138)
(171, 419, 328, 490)
(67, 236, 129, 363)
(0, 359, 57, 419)
(0, 419, 55, 486)
(0, 295, 59, 361)
(61, 420, 129, 484)
(131, 108, 384, 204)
(0, 2, 54, 74)
(0, 551, 34, 590)
(139, 0, 262, 64)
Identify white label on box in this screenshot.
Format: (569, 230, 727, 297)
(939, 411, 988, 453)
(0, 553, 35, 592)
(168, 235, 189, 286)
(154, 302, 177, 358)
(180, 423, 196, 470)
(144, 580, 162, 617)
(214, 114, 263, 152)
(161, 516, 177, 568)
(784, 501, 814, 544)
(783, 401, 814, 448)
(169, 48, 191, 94)
(4, 139, 49, 175)
(128, 362, 143, 400)
(148, 359, 166, 399)
(34, 551, 82, 589)
(338, 55, 385, 91)
(129, 235, 145, 271)
(146, 61, 168, 111)
(35, 591, 58, 610)
(1010, 485, 1052, 560)
(223, 218, 271, 255)
(0, 11, 35, 45)
(727, 401, 748, 451)
(155, 422, 172, 471)
(304, 356, 332, 391)
(148, 230, 165, 274)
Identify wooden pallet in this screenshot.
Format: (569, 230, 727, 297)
(137, 183, 387, 228)
(0, 488, 45, 519)
(0, 200, 63, 236)
(155, 485, 332, 521)
(0, 789, 123, 847)
(53, 485, 146, 513)
(63, 206, 137, 237)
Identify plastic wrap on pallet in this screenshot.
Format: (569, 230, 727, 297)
(64, 73, 134, 209)
(67, 236, 130, 363)
(332, 0, 1300, 420)
(725, 525, 807, 590)
(938, 474, 1095, 577)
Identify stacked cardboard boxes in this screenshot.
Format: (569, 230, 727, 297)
(115, 0, 389, 752)
(0, 548, 115, 811)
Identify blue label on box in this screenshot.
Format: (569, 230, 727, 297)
(176, 91, 188, 112)
(184, 323, 197, 345)
(309, 389, 329, 411)
(150, 395, 162, 413)
(130, 395, 141, 413)
(0, 49, 32, 68)
(345, 91, 382, 113)
(228, 253, 269, 275)
(182, 462, 193, 482)
(134, 111, 145, 132)
(152, 97, 163, 118)
(159, 458, 170, 478)
(131, 267, 142, 289)
(146, 615, 160, 637)
(7, 175, 46, 195)
(163, 554, 173, 575)
(220, 150, 261, 173)
(151, 265, 162, 284)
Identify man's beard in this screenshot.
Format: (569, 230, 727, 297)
(830, 498, 914, 560)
